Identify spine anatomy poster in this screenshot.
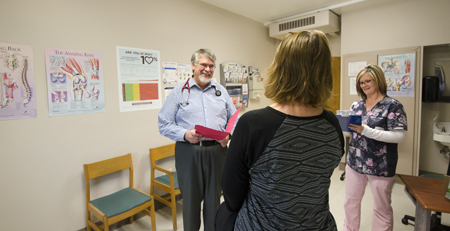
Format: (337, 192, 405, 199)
(116, 46, 161, 112)
(44, 48, 105, 116)
(0, 43, 37, 121)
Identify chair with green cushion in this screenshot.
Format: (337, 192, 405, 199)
(150, 143, 181, 230)
(84, 153, 156, 231)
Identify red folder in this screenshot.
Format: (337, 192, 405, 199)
(195, 107, 241, 140)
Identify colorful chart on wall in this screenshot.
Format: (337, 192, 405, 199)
(162, 62, 178, 85)
(44, 47, 105, 116)
(177, 63, 191, 83)
(0, 42, 37, 121)
(116, 46, 161, 112)
(378, 53, 415, 97)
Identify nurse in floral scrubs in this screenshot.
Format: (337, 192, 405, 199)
(342, 64, 407, 231)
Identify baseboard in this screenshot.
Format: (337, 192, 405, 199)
(418, 170, 446, 176)
(78, 194, 182, 231)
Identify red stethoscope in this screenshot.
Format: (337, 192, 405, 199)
(179, 78, 221, 106)
(180, 79, 191, 105)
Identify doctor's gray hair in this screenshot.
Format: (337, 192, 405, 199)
(191, 49, 216, 66)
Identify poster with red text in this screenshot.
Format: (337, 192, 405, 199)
(44, 47, 105, 116)
(116, 46, 161, 112)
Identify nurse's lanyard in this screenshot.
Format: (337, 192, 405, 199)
(180, 78, 222, 106)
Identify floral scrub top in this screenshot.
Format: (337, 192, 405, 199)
(347, 96, 407, 177)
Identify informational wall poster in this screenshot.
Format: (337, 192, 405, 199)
(348, 61, 367, 76)
(0, 42, 37, 121)
(378, 53, 415, 97)
(164, 87, 173, 100)
(349, 77, 357, 95)
(117, 46, 161, 112)
(177, 63, 191, 83)
(162, 62, 178, 85)
(45, 48, 105, 116)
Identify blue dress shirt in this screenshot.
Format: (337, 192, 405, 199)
(158, 78, 237, 142)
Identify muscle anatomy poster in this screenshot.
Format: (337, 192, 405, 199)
(0, 43, 37, 121)
(44, 47, 105, 116)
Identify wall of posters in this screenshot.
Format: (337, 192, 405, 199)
(0, 43, 37, 121)
(162, 62, 178, 85)
(116, 46, 161, 112)
(44, 47, 105, 116)
(378, 53, 415, 97)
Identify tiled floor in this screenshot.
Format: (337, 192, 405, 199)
(115, 167, 449, 231)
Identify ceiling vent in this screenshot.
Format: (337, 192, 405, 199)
(269, 10, 340, 40)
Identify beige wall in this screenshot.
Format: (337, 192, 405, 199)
(3, 0, 449, 230)
(340, 0, 450, 174)
(0, 0, 276, 230)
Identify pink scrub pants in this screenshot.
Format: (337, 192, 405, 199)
(342, 165, 395, 231)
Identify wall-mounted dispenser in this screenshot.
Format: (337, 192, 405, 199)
(247, 66, 264, 99)
(423, 76, 440, 102)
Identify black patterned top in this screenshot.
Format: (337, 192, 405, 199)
(221, 107, 344, 231)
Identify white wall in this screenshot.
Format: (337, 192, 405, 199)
(340, 0, 450, 174)
(0, 0, 276, 230)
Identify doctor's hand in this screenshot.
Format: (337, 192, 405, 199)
(217, 135, 230, 148)
(184, 130, 205, 144)
(348, 124, 364, 134)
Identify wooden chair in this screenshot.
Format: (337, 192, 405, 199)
(84, 153, 156, 231)
(150, 143, 181, 230)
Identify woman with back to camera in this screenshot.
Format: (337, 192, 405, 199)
(216, 30, 345, 231)
(342, 64, 407, 231)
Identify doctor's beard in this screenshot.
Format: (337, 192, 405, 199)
(199, 70, 212, 84)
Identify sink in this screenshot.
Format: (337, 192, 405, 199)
(433, 122, 450, 147)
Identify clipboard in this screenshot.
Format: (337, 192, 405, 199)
(336, 115, 362, 133)
(195, 107, 241, 140)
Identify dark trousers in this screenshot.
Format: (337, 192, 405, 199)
(175, 142, 227, 231)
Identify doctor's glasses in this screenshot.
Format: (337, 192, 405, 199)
(198, 63, 215, 70)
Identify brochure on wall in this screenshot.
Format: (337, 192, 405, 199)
(162, 62, 178, 84)
(349, 77, 357, 95)
(177, 63, 191, 82)
(378, 53, 415, 97)
(44, 47, 105, 116)
(0, 42, 37, 121)
(242, 83, 248, 95)
(116, 46, 161, 112)
(164, 87, 173, 100)
(348, 61, 367, 76)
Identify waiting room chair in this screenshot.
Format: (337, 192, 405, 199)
(84, 153, 156, 231)
(401, 174, 450, 231)
(150, 143, 181, 230)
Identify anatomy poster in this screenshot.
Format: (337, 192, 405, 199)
(44, 47, 105, 116)
(378, 53, 415, 97)
(116, 46, 161, 112)
(0, 43, 37, 121)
